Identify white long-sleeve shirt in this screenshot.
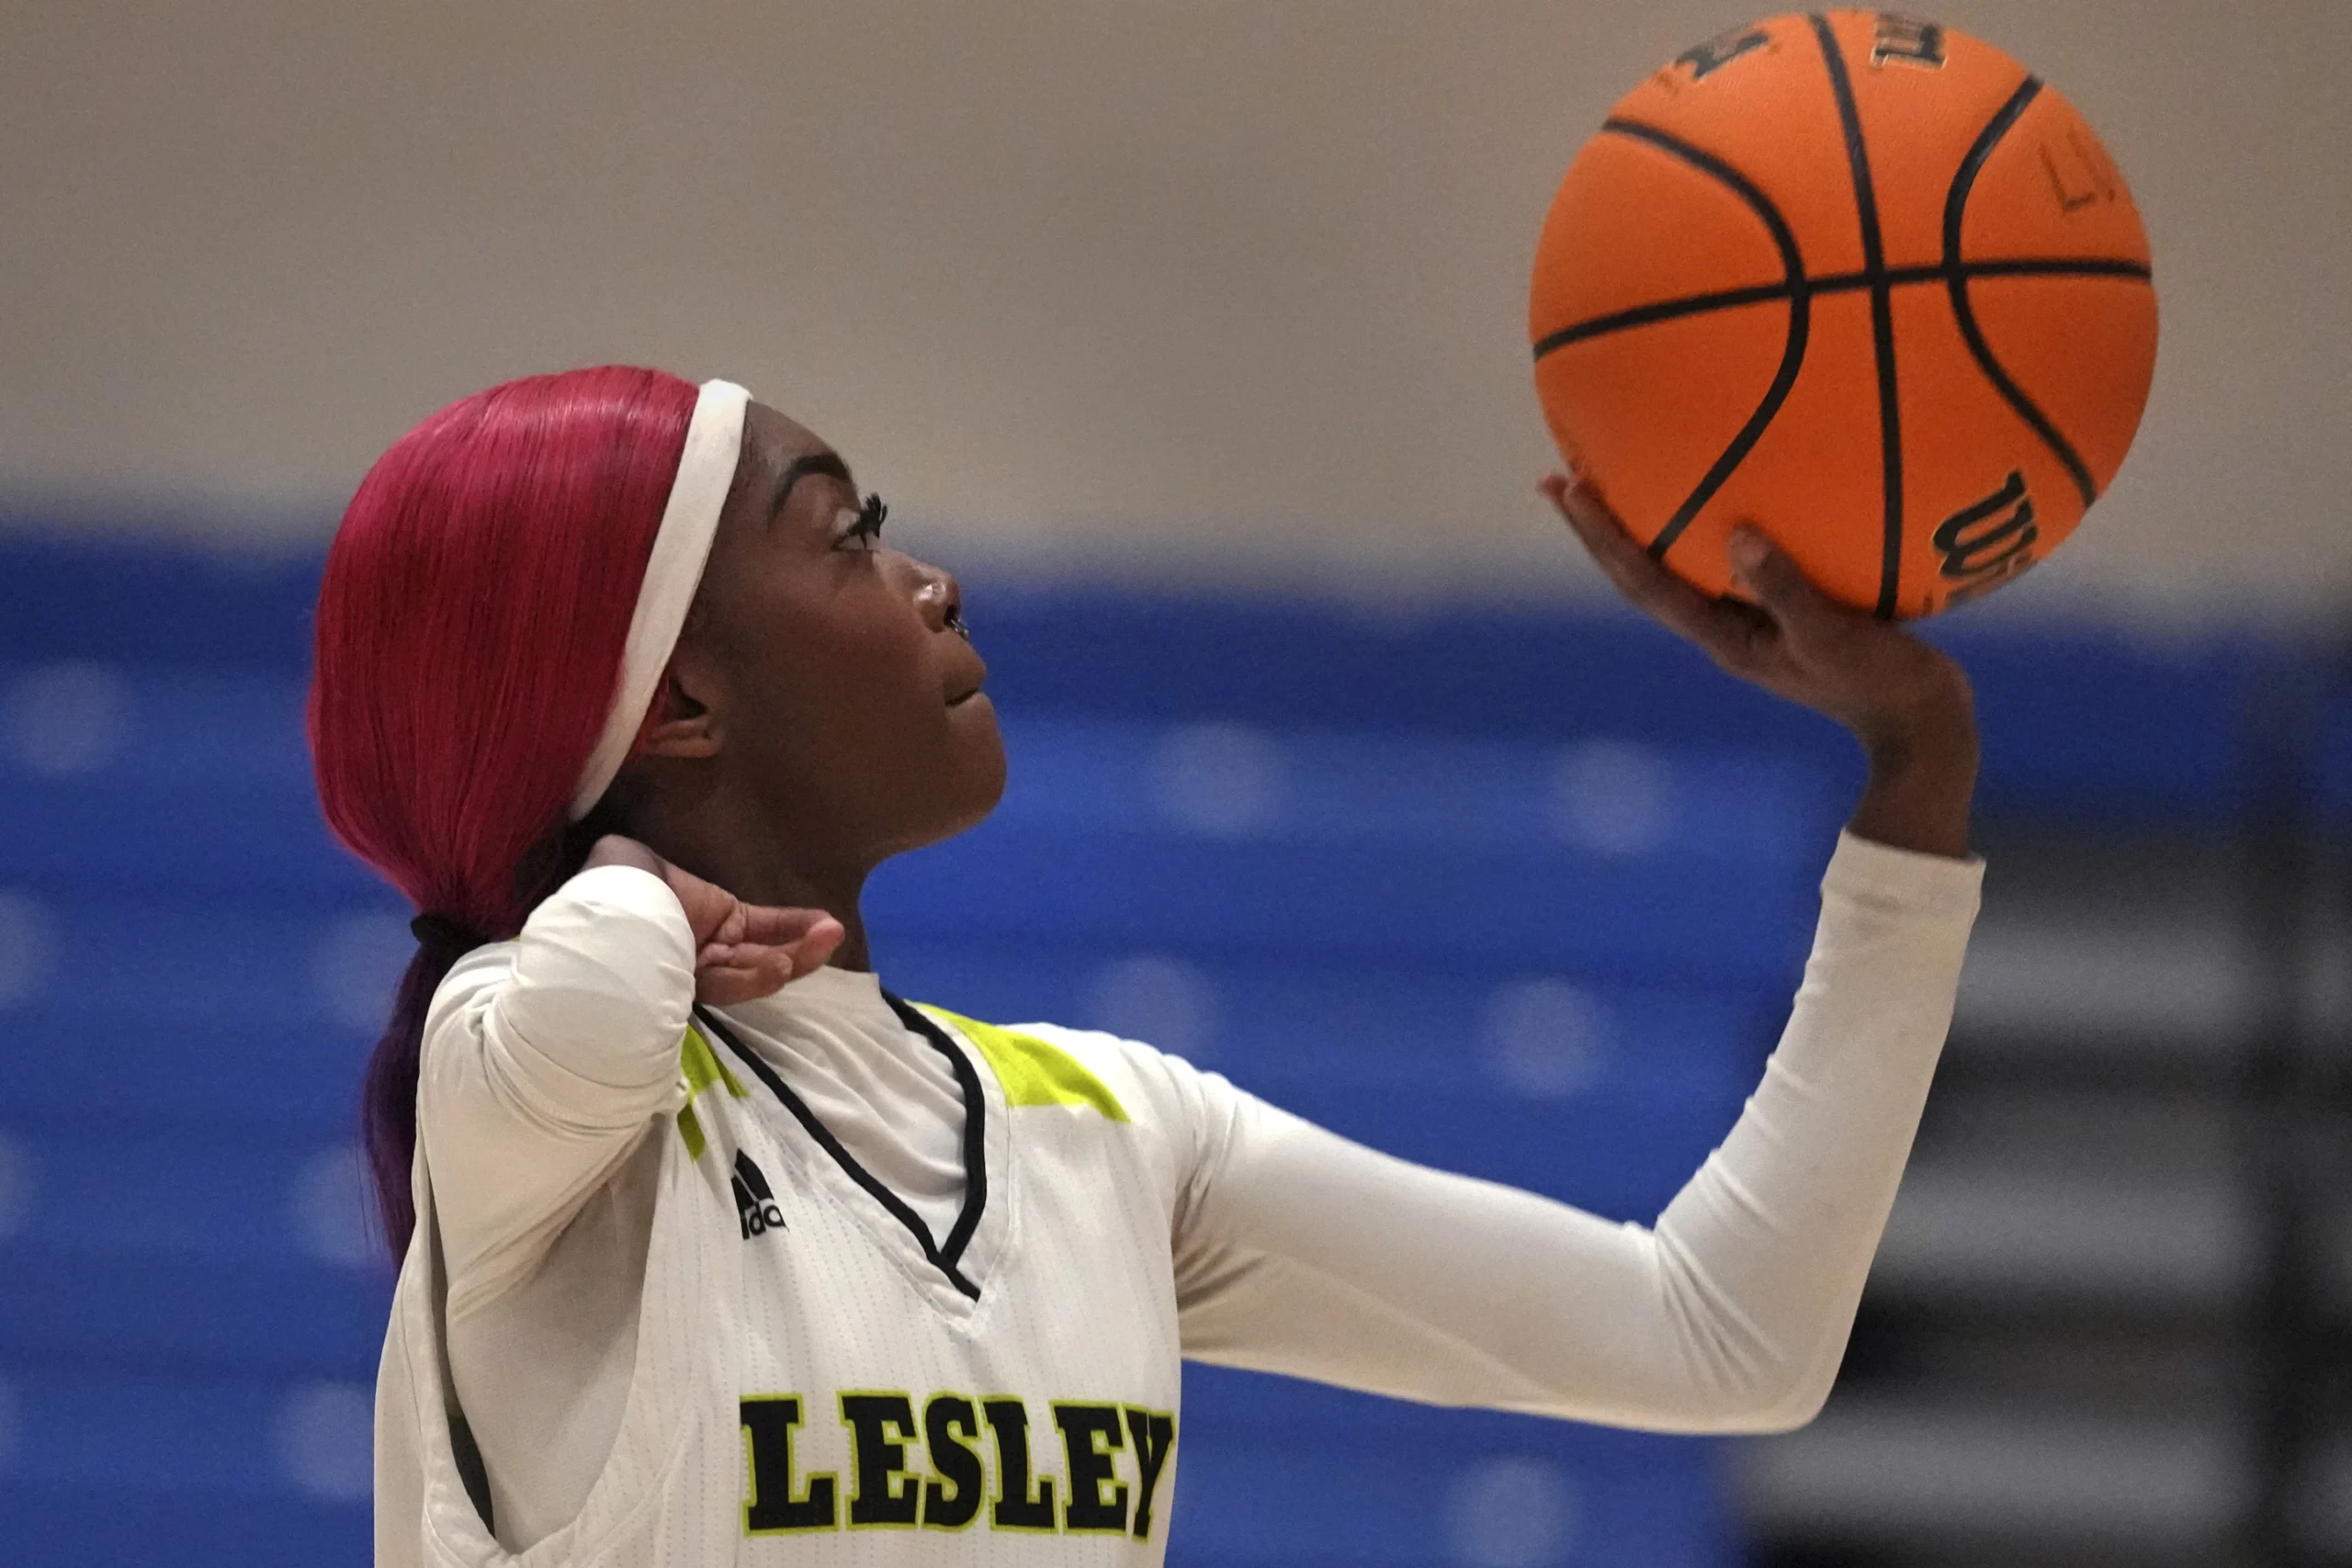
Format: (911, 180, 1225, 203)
(414, 831, 1980, 1551)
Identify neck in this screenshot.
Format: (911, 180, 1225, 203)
(618, 784, 876, 972)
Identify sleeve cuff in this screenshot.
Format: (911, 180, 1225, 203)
(490, 863, 698, 1098)
(544, 863, 695, 953)
(1822, 829, 1984, 919)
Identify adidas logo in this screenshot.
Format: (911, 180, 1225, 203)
(732, 1150, 787, 1240)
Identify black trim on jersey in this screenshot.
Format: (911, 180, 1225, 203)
(696, 1002, 988, 1301)
(883, 991, 991, 1275)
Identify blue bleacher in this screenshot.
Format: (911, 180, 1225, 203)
(0, 543, 2280, 818)
(0, 533, 2285, 1565)
(1170, 1364, 1733, 1567)
(2, 1486, 369, 1568)
(0, 1253, 386, 1376)
(0, 1367, 373, 1566)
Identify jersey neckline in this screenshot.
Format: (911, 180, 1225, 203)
(694, 995, 990, 1302)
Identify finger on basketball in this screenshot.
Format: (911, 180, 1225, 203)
(1727, 526, 1839, 631)
(1549, 476, 1780, 660)
(1546, 473, 1642, 570)
(1549, 475, 1688, 602)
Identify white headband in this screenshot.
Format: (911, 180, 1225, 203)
(568, 378, 751, 820)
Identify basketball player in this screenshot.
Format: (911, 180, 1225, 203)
(308, 368, 1981, 1565)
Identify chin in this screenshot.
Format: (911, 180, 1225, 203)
(946, 732, 1010, 837)
(898, 709, 1008, 853)
(951, 694, 1008, 809)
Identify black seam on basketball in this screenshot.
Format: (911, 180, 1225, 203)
(1943, 76, 2099, 508)
(1599, 118, 1811, 561)
(1533, 261, 2147, 356)
(1530, 257, 2151, 360)
(1956, 257, 2151, 283)
(1532, 281, 1793, 359)
(1810, 13, 1905, 620)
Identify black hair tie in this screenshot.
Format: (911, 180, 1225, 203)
(410, 912, 489, 953)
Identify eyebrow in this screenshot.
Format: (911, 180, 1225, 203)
(769, 450, 854, 522)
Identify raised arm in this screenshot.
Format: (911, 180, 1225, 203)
(419, 838, 841, 1308)
(1171, 830, 1977, 1430)
(1170, 478, 1982, 1429)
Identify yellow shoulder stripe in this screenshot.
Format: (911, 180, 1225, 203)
(682, 1022, 745, 1101)
(676, 1021, 746, 1160)
(917, 1006, 1130, 1123)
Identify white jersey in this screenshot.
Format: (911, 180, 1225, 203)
(381, 1001, 1206, 1564)
(375, 836, 1983, 1565)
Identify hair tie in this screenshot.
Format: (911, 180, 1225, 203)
(410, 913, 489, 953)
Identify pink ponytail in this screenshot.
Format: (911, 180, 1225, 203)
(308, 366, 701, 1257)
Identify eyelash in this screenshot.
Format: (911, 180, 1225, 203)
(838, 491, 888, 550)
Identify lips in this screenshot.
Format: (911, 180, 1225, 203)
(943, 625, 988, 706)
(944, 655, 988, 707)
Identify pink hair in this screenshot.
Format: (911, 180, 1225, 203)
(308, 366, 702, 1256)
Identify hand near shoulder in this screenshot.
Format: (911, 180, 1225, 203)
(1544, 473, 1978, 859)
(582, 836, 844, 1004)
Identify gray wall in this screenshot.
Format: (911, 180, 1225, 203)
(2, 1, 2345, 618)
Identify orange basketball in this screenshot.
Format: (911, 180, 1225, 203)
(1530, 12, 2157, 617)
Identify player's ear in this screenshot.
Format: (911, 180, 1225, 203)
(636, 654, 723, 761)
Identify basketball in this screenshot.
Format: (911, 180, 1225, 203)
(1530, 12, 2157, 617)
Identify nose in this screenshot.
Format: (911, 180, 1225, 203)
(909, 557, 966, 637)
